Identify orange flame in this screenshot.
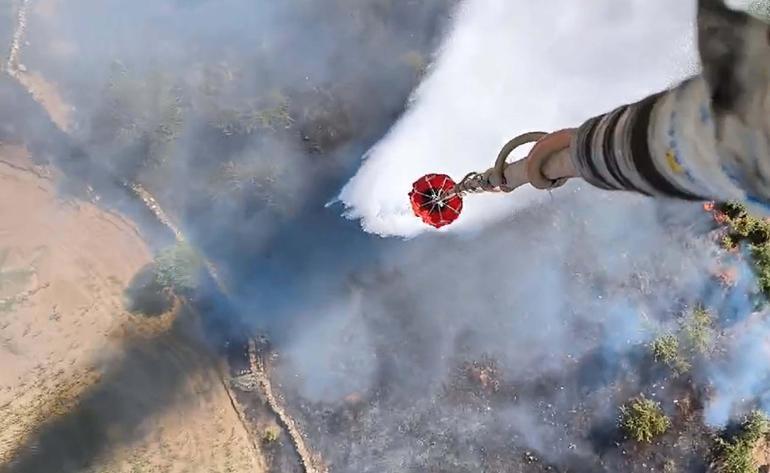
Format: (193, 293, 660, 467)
(715, 267, 738, 287)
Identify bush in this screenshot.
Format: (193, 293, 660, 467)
(650, 334, 691, 374)
(154, 242, 203, 294)
(648, 306, 715, 374)
(651, 334, 678, 363)
(262, 425, 280, 444)
(681, 306, 715, 356)
(750, 244, 770, 297)
(619, 396, 671, 443)
(713, 411, 769, 473)
(742, 411, 769, 442)
(721, 234, 736, 251)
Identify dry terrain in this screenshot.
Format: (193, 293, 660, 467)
(0, 146, 264, 473)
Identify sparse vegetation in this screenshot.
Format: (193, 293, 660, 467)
(91, 61, 186, 176)
(0, 247, 37, 313)
(208, 158, 286, 211)
(0, 247, 34, 292)
(713, 411, 769, 473)
(210, 99, 294, 136)
(0, 297, 15, 312)
(154, 241, 203, 294)
(619, 396, 671, 443)
(649, 306, 715, 374)
(0, 266, 33, 292)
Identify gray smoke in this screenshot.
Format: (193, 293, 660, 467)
(4, 1, 770, 472)
(277, 186, 751, 471)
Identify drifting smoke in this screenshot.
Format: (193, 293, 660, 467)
(318, 0, 770, 470)
(0, 0, 454, 470)
(282, 188, 744, 471)
(14, 0, 455, 326)
(4, 0, 770, 472)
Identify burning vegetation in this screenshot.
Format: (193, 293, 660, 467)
(710, 202, 770, 298)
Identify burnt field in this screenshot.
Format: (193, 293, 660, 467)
(270, 195, 770, 473)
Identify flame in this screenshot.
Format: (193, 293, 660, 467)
(702, 201, 730, 224)
(714, 266, 738, 287)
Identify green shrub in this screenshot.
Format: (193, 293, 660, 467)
(619, 396, 670, 443)
(681, 306, 715, 356)
(154, 242, 202, 294)
(650, 334, 691, 374)
(648, 306, 716, 375)
(721, 234, 736, 251)
(713, 411, 769, 473)
(651, 334, 678, 363)
(262, 425, 280, 444)
(750, 243, 770, 296)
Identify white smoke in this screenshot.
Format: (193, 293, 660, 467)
(339, 0, 699, 238)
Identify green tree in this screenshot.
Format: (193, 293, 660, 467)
(619, 396, 671, 443)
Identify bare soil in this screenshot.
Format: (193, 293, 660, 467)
(0, 147, 264, 473)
